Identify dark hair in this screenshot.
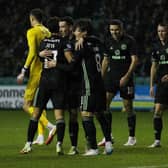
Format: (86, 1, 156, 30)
(60, 16, 74, 26)
(47, 16, 60, 33)
(158, 21, 168, 28)
(30, 8, 45, 23)
(108, 19, 123, 29)
(73, 18, 93, 35)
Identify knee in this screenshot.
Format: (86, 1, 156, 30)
(154, 111, 162, 118)
(81, 112, 93, 121)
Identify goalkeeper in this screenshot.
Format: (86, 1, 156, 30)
(17, 8, 56, 145)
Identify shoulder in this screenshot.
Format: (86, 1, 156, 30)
(27, 27, 35, 36)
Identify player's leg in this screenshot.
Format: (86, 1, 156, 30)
(148, 82, 168, 148)
(81, 111, 99, 156)
(80, 95, 99, 156)
(20, 107, 42, 154)
(24, 76, 55, 141)
(23, 79, 46, 143)
(95, 91, 113, 154)
(20, 87, 49, 154)
(123, 98, 137, 146)
(67, 93, 80, 155)
(32, 122, 44, 145)
(52, 91, 66, 155)
(54, 109, 65, 155)
(68, 108, 79, 155)
(24, 85, 56, 144)
(148, 103, 165, 148)
(98, 92, 115, 146)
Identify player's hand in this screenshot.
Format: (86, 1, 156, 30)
(16, 67, 27, 85)
(44, 59, 56, 69)
(161, 74, 168, 83)
(39, 49, 52, 58)
(75, 37, 84, 50)
(17, 73, 24, 85)
(120, 75, 129, 87)
(149, 86, 155, 98)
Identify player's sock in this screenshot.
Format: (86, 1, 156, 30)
(39, 111, 49, 127)
(154, 116, 162, 140)
(46, 122, 55, 131)
(96, 113, 111, 142)
(69, 121, 79, 147)
(127, 114, 136, 137)
(104, 109, 112, 134)
(38, 122, 45, 135)
(82, 117, 97, 149)
(56, 119, 65, 143)
(28, 107, 47, 126)
(27, 118, 38, 142)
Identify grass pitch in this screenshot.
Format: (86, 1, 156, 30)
(0, 109, 168, 168)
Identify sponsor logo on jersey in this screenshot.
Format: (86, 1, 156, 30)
(160, 55, 165, 60)
(115, 49, 120, 55)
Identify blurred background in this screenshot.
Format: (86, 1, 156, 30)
(1, 0, 168, 78)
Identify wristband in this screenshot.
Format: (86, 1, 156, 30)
(21, 67, 27, 74)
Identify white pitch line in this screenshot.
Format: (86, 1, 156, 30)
(128, 164, 168, 168)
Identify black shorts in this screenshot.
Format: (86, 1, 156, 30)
(66, 93, 81, 109)
(104, 78, 134, 99)
(80, 91, 106, 112)
(65, 81, 81, 109)
(155, 82, 168, 105)
(33, 87, 66, 110)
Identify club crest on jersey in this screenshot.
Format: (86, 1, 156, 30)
(115, 49, 120, 55)
(165, 48, 168, 54)
(121, 44, 127, 50)
(160, 55, 165, 60)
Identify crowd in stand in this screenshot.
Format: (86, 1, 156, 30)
(1, 0, 168, 77)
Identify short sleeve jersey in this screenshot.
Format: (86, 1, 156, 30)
(104, 34, 137, 79)
(39, 34, 72, 89)
(151, 40, 168, 82)
(74, 36, 105, 95)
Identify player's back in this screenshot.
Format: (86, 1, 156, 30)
(79, 36, 105, 94)
(39, 35, 70, 90)
(26, 25, 50, 75)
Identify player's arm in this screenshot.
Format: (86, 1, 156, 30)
(150, 61, 158, 97)
(17, 30, 36, 84)
(46, 51, 77, 71)
(24, 30, 37, 69)
(120, 54, 139, 87)
(101, 54, 109, 78)
(120, 37, 138, 87)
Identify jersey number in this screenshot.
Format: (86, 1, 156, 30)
(95, 53, 101, 72)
